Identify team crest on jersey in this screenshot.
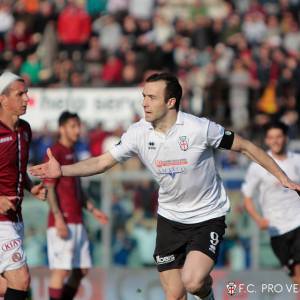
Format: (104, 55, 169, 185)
(178, 136, 189, 151)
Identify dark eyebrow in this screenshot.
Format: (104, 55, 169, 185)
(142, 92, 156, 98)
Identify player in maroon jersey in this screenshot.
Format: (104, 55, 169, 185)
(0, 71, 47, 300)
(44, 111, 108, 300)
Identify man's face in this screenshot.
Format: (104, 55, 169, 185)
(265, 128, 287, 155)
(142, 80, 170, 123)
(60, 118, 81, 145)
(1, 81, 29, 116)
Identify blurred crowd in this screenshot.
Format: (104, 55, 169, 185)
(0, 0, 300, 137)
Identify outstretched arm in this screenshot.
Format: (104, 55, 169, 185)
(30, 148, 119, 179)
(61, 151, 118, 177)
(231, 134, 300, 191)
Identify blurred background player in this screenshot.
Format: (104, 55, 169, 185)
(44, 111, 108, 300)
(242, 121, 300, 284)
(0, 71, 46, 300)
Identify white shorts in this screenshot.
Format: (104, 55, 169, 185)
(47, 223, 92, 270)
(0, 222, 26, 274)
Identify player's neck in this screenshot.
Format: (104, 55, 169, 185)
(59, 137, 74, 149)
(271, 151, 287, 160)
(153, 110, 177, 134)
(0, 112, 19, 131)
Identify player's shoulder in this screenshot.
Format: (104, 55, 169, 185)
(288, 151, 300, 160)
(181, 112, 211, 127)
(127, 118, 152, 134)
(181, 113, 213, 138)
(49, 142, 63, 157)
(18, 118, 31, 131)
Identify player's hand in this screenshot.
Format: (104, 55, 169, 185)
(91, 208, 109, 225)
(30, 182, 47, 201)
(256, 218, 269, 230)
(280, 177, 300, 195)
(55, 215, 69, 239)
(0, 196, 17, 214)
(29, 148, 62, 179)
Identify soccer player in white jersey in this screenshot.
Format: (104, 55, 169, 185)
(30, 73, 300, 300)
(242, 121, 300, 284)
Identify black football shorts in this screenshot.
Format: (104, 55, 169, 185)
(271, 226, 300, 276)
(153, 214, 226, 272)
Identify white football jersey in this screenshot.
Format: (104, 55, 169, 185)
(110, 111, 230, 224)
(242, 151, 300, 236)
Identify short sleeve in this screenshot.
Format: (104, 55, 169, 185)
(109, 125, 139, 162)
(207, 120, 225, 148)
(241, 163, 261, 197)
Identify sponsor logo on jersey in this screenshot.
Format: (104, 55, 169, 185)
(157, 167, 185, 179)
(155, 159, 187, 178)
(155, 254, 175, 265)
(178, 136, 189, 151)
(0, 136, 13, 144)
(155, 159, 188, 167)
(2, 239, 21, 252)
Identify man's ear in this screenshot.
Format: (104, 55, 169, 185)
(167, 97, 176, 109)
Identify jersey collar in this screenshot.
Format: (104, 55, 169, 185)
(176, 111, 184, 125)
(144, 111, 184, 130)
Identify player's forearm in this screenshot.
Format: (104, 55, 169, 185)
(232, 136, 288, 184)
(61, 157, 103, 177)
(61, 153, 117, 177)
(47, 186, 62, 217)
(244, 197, 263, 223)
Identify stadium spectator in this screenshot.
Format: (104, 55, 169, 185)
(57, 1, 91, 57)
(43, 111, 108, 300)
(112, 226, 136, 266)
(242, 121, 300, 284)
(0, 71, 47, 300)
(30, 72, 300, 300)
(126, 209, 157, 267)
(92, 15, 122, 53)
(20, 52, 42, 86)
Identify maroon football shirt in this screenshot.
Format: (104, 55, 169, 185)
(0, 119, 32, 222)
(44, 142, 84, 227)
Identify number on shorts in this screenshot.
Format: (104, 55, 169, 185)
(209, 232, 219, 254)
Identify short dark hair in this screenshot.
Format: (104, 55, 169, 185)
(58, 111, 80, 126)
(264, 121, 288, 136)
(145, 72, 182, 111)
